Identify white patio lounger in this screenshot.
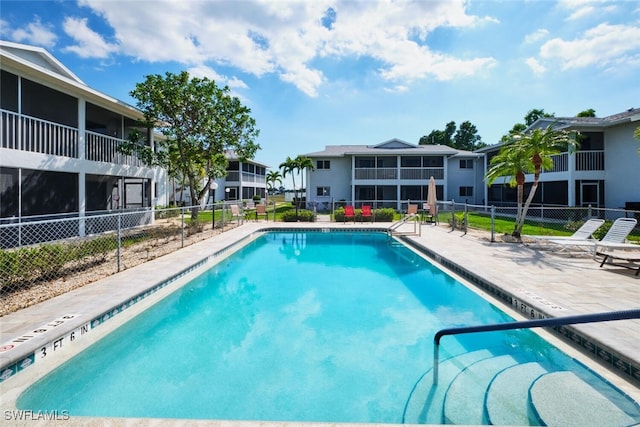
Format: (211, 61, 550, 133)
(524, 218, 605, 246)
(597, 249, 640, 276)
(545, 217, 637, 254)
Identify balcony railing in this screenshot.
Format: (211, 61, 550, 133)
(1, 110, 79, 158)
(85, 131, 145, 167)
(355, 168, 397, 180)
(400, 168, 444, 180)
(576, 150, 604, 171)
(354, 167, 444, 180)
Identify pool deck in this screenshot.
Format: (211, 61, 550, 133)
(1, 219, 639, 425)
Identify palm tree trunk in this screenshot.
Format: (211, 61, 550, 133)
(515, 175, 541, 237)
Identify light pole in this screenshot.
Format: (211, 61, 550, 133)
(224, 188, 230, 230)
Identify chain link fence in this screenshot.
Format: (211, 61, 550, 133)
(0, 202, 243, 316)
(2, 201, 639, 316)
(442, 201, 640, 243)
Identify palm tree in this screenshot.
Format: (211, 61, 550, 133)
(487, 124, 579, 238)
(485, 140, 533, 236)
(515, 125, 579, 236)
(279, 156, 299, 216)
(265, 170, 283, 212)
(295, 155, 315, 208)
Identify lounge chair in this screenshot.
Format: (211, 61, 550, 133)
(361, 205, 372, 222)
(597, 250, 640, 276)
(546, 217, 637, 254)
(524, 218, 605, 246)
(344, 205, 355, 223)
(230, 204, 242, 223)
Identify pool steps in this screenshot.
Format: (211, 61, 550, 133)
(403, 350, 640, 426)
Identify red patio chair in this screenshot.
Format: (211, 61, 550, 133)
(344, 205, 355, 223)
(361, 205, 372, 222)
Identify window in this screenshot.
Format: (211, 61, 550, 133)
(423, 156, 444, 167)
(459, 159, 474, 169)
(401, 156, 421, 167)
(459, 186, 473, 197)
(317, 160, 330, 169)
(355, 157, 375, 168)
(316, 186, 330, 196)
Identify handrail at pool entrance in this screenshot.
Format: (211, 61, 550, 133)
(432, 308, 640, 384)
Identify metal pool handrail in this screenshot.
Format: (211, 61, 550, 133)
(432, 308, 640, 384)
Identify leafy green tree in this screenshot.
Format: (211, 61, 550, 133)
(524, 108, 554, 126)
(420, 120, 485, 149)
(121, 71, 259, 218)
(576, 109, 596, 117)
(454, 121, 486, 150)
(635, 126, 640, 155)
(500, 109, 554, 143)
(488, 124, 579, 237)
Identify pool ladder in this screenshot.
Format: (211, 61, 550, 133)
(432, 308, 640, 384)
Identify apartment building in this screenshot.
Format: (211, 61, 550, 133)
(303, 138, 484, 210)
(481, 108, 640, 209)
(0, 41, 168, 221)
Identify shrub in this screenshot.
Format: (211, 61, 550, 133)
(282, 209, 315, 222)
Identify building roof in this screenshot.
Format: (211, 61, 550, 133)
(0, 40, 142, 119)
(303, 138, 482, 158)
(531, 107, 640, 131)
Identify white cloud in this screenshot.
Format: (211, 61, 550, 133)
(6, 17, 57, 48)
(526, 57, 546, 75)
(524, 29, 550, 44)
(186, 65, 248, 90)
(61, 17, 118, 58)
(72, 0, 495, 97)
(539, 23, 640, 71)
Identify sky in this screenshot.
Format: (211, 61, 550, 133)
(2, 0, 640, 188)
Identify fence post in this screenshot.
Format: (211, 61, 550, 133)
(588, 204, 592, 219)
(491, 205, 496, 243)
(117, 213, 122, 272)
(463, 203, 468, 235)
(181, 207, 185, 248)
(451, 200, 456, 231)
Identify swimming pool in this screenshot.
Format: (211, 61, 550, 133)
(15, 231, 640, 424)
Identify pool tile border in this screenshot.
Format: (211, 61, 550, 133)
(398, 234, 640, 387)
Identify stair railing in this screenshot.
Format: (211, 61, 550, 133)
(432, 308, 640, 384)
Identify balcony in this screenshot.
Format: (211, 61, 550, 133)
(1, 109, 147, 167)
(544, 151, 604, 173)
(1, 109, 78, 158)
(85, 131, 145, 167)
(354, 167, 444, 181)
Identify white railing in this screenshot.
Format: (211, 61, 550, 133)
(85, 131, 145, 167)
(576, 150, 604, 171)
(545, 153, 568, 173)
(355, 168, 397, 180)
(1, 109, 79, 157)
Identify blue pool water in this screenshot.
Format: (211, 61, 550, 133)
(17, 231, 640, 423)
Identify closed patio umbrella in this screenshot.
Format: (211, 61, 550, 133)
(427, 176, 437, 217)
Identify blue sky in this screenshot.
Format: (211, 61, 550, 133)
(2, 0, 640, 187)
